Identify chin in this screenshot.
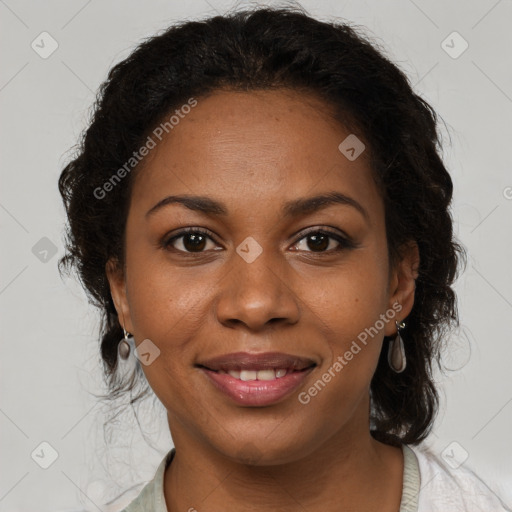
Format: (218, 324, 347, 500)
(212, 430, 313, 467)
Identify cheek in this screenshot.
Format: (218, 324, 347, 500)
(123, 248, 212, 389)
(304, 255, 389, 338)
(124, 261, 204, 413)
(301, 254, 390, 393)
(124, 230, 205, 326)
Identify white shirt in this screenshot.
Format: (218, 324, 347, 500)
(407, 443, 511, 511)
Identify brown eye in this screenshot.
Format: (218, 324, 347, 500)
(305, 233, 330, 252)
(164, 229, 218, 253)
(292, 229, 353, 253)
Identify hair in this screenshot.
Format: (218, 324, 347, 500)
(58, 4, 466, 445)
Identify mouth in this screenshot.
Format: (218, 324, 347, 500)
(196, 352, 317, 406)
(198, 351, 316, 373)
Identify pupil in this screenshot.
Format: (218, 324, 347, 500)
(308, 234, 328, 251)
(184, 233, 206, 252)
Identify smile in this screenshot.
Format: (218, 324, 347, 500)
(197, 352, 317, 406)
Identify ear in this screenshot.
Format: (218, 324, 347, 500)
(105, 258, 134, 333)
(384, 240, 420, 337)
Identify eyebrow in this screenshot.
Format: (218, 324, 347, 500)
(146, 191, 369, 222)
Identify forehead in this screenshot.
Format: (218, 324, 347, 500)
(130, 89, 381, 220)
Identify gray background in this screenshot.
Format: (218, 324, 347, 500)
(1, 0, 511, 510)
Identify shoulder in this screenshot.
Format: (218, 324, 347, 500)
(116, 448, 175, 512)
(117, 480, 159, 512)
(406, 442, 511, 512)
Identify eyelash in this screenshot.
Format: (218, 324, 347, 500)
(161, 227, 355, 254)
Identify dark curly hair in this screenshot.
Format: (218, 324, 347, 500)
(58, 5, 466, 445)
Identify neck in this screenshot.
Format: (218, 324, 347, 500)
(163, 404, 404, 512)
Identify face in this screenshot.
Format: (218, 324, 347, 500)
(107, 89, 418, 465)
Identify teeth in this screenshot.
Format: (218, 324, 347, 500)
(256, 369, 276, 381)
(224, 369, 288, 380)
(240, 370, 257, 381)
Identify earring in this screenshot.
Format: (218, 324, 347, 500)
(115, 328, 137, 384)
(118, 328, 132, 360)
(388, 320, 406, 373)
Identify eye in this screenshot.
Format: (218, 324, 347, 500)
(163, 228, 219, 253)
(291, 228, 353, 253)
(162, 227, 354, 254)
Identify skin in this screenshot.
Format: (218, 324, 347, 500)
(107, 89, 419, 512)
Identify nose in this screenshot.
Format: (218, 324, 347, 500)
(215, 245, 301, 332)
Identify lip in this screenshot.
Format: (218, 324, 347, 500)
(197, 352, 317, 407)
(198, 351, 316, 372)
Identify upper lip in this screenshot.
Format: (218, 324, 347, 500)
(198, 352, 317, 372)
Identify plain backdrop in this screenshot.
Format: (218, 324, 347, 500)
(1, 0, 511, 510)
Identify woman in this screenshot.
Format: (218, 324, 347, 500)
(58, 5, 511, 512)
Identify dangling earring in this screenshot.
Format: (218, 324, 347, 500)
(388, 320, 406, 373)
(115, 327, 137, 384)
(118, 328, 132, 360)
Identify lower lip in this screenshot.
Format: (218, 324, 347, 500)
(200, 367, 314, 406)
